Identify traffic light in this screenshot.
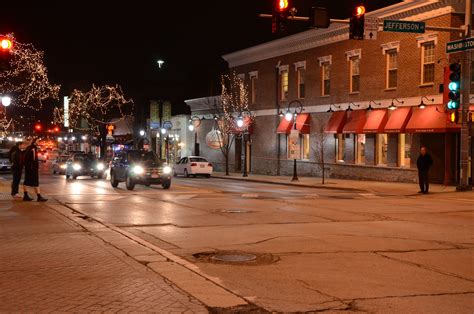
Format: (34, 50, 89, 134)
(447, 62, 461, 110)
(34, 123, 42, 132)
(272, 0, 290, 33)
(349, 4, 365, 40)
(53, 126, 60, 132)
(449, 111, 459, 124)
(0, 35, 13, 71)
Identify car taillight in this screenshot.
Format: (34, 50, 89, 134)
(208, 163, 213, 167)
(190, 163, 197, 167)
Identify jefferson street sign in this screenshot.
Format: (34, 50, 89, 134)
(383, 20, 425, 33)
(446, 37, 474, 54)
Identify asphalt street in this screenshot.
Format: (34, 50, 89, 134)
(2, 163, 473, 313)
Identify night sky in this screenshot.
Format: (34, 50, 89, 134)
(0, 0, 400, 118)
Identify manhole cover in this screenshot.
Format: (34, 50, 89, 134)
(212, 253, 257, 262)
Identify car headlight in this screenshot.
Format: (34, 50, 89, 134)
(133, 166, 144, 175)
(73, 164, 81, 171)
(163, 166, 172, 174)
(97, 163, 105, 170)
(60, 164, 66, 169)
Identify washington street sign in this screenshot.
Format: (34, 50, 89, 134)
(446, 37, 474, 54)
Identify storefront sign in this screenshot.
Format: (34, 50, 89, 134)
(383, 20, 425, 33)
(150, 102, 159, 129)
(206, 129, 226, 149)
(288, 129, 301, 160)
(163, 101, 172, 122)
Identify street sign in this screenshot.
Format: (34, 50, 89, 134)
(365, 17, 379, 40)
(383, 20, 425, 33)
(162, 121, 173, 130)
(446, 37, 474, 54)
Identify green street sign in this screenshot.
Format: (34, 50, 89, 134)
(383, 20, 425, 33)
(446, 37, 474, 54)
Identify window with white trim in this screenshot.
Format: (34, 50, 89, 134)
(301, 134, 310, 160)
(421, 42, 435, 84)
(322, 62, 331, 96)
(398, 133, 412, 167)
(386, 49, 398, 89)
(336, 134, 345, 163)
(376, 134, 388, 166)
(356, 134, 366, 165)
(350, 56, 360, 93)
(280, 70, 289, 100)
(297, 67, 305, 99)
(250, 74, 258, 104)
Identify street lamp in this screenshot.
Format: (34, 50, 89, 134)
(160, 128, 167, 135)
(1, 96, 11, 107)
(279, 100, 304, 182)
(388, 98, 404, 110)
(366, 100, 381, 112)
(346, 102, 360, 112)
(139, 129, 145, 137)
(235, 111, 253, 178)
(157, 60, 165, 68)
(236, 116, 244, 128)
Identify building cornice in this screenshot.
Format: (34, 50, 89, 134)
(222, 1, 458, 68)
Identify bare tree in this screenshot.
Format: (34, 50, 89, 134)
(54, 84, 133, 157)
(0, 34, 60, 110)
(214, 72, 254, 175)
(312, 115, 328, 184)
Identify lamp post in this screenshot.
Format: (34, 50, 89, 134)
(235, 111, 252, 177)
(189, 116, 201, 156)
(279, 100, 304, 182)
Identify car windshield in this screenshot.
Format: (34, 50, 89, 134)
(74, 154, 95, 162)
(128, 151, 161, 166)
(189, 157, 208, 163)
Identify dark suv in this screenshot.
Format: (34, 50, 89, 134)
(110, 150, 172, 190)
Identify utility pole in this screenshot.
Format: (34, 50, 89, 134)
(458, 0, 472, 191)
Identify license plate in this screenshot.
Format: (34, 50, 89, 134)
(200, 164, 205, 168)
(151, 174, 159, 178)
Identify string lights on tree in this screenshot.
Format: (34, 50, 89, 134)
(0, 33, 60, 111)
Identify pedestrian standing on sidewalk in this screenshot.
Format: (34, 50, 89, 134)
(416, 146, 433, 194)
(9, 142, 23, 198)
(23, 138, 47, 202)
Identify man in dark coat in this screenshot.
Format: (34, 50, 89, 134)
(416, 146, 433, 194)
(9, 142, 23, 198)
(23, 139, 47, 202)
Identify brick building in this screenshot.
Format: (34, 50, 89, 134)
(186, 0, 473, 184)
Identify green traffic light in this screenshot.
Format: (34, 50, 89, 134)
(448, 81, 459, 91)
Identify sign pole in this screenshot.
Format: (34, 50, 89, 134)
(458, 0, 472, 191)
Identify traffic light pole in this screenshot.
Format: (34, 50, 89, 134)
(458, 0, 472, 191)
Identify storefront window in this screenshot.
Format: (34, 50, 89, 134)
(356, 134, 366, 164)
(336, 134, 345, 162)
(398, 133, 412, 167)
(301, 134, 310, 160)
(376, 134, 388, 165)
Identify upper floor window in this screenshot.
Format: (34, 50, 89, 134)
(350, 56, 360, 93)
(421, 42, 435, 84)
(249, 72, 258, 104)
(322, 62, 331, 96)
(386, 49, 398, 89)
(280, 69, 289, 100)
(297, 67, 305, 99)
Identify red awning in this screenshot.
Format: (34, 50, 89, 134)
(324, 111, 347, 134)
(363, 109, 388, 133)
(277, 117, 293, 134)
(384, 106, 412, 133)
(405, 105, 461, 133)
(295, 113, 311, 134)
(343, 110, 366, 134)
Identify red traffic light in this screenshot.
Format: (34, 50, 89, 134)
(0, 37, 13, 51)
(53, 126, 60, 132)
(354, 5, 366, 17)
(278, 0, 289, 12)
(35, 124, 42, 131)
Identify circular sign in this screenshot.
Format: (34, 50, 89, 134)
(206, 129, 226, 150)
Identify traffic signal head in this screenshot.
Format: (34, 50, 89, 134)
(0, 36, 14, 71)
(272, 0, 290, 33)
(35, 123, 42, 131)
(278, 0, 289, 12)
(446, 62, 461, 110)
(349, 4, 365, 40)
(0, 37, 13, 51)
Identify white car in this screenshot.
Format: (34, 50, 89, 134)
(173, 156, 213, 178)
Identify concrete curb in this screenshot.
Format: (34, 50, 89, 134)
(47, 202, 254, 311)
(211, 174, 366, 192)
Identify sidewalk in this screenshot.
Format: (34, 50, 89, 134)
(212, 172, 458, 196)
(0, 197, 207, 312)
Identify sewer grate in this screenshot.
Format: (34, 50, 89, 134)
(212, 253, 257, 262)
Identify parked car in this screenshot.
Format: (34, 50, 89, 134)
(173, 156, 213, 178)
(110, 150, 172, 190)
(52, 155, 69, 175)
(0, 151, 12, 172)
(65, 153, 106, 179)
(37, 150, 49, 162)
